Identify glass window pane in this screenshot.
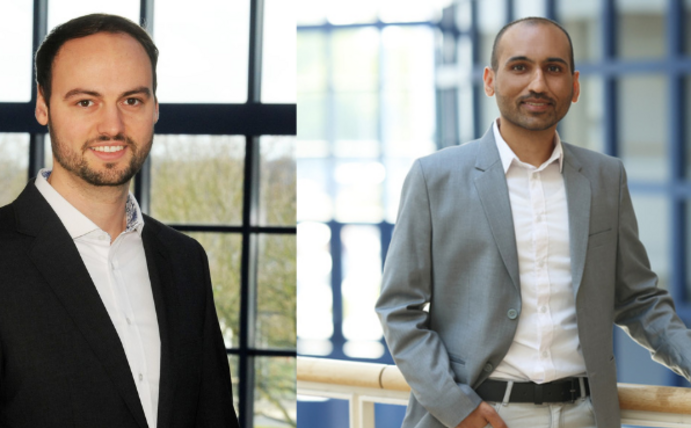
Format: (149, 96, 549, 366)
(297, 93, 327, 142)
(332, 28, 379, 92)
(381, 26, 436, 156)
(228, 355, 240, 417)
(334, 94, 379, 141)
(48, 0, 140, 31)
(341, 225, 384, 359)
(297, 32, 327, 94)
(297, 158, 333, 222)
(154, 0, 250, 103)
(150, 135, 245, 225)
(257, 234, 296, 349)
(297, 221, 333, 356)
(259, 137, 296, 226)
(618, 75, 667, 182)
(297, 0, 327, 25)
(187, 232, 242, 348)
(0, 133, 30, 206)
(0, 1, 33, 102)
(334, 160, 384, 223)
(630, 195, 669, 291)
(515, 0, 546, 19)
(262, 0, 296, 103)
(616, 0, 665, 59)
(326, 0, 378, 25)
(559, 76, 604, 153)
(477, 0, 506, 67)
(557, 0, 602, 62)
(379, 0, 444, 23)
(254, 357, 296, 427)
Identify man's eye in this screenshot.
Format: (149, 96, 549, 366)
(548, 65, 562, 72)
(512, 64, 525, 71)
(125, 98, 141, 106)
(78, 100, 93, 107)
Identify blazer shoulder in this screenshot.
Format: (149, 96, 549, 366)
(562, 142, 624, 176)
(563, 141, 620, 164)
(416, 138, 485, 173)
(142, 214, 206, 255)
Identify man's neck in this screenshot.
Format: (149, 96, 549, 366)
(498, 118, 557, 167)
(47, 167, 130, 241)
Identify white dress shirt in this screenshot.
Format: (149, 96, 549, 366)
(489, 120, 587, 384)
(35, 169, 160, 428)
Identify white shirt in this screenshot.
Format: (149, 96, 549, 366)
(489, 120, 587, 383)
(35, 169, 160, 428)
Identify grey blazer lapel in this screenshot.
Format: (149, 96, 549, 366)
(562, 144, 591, 297)
(473, 130, 520, 291)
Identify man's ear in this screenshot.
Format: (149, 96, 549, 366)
(35, 86, 49, 126)
(154, 98, 159, 124)
(571, 70, 581, 103)
(483, 67, 495, 97)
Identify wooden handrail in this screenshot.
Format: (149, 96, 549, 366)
(297, 356, 691, 415)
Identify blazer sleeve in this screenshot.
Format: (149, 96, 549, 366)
(613, 162, 691, 380)
(375, 160, 482, 428)
(195, 244, 240, 428)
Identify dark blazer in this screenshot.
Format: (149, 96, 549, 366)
(376, 127, 691, 428)
(0, 181, 239, 428)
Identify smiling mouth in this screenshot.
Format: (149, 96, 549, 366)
(91, 145, 125, 153)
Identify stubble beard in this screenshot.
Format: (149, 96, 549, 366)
(48, 123, 153, 187)
(496, 90, 572, 132)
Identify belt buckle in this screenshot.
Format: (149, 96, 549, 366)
(569, 378, 577, 403)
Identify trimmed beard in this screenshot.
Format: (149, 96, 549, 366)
(48, 123, 152, 187)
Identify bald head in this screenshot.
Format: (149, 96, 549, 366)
(491, 17, 575, 74)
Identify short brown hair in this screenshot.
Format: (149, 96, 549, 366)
(35, 13, 159, 105)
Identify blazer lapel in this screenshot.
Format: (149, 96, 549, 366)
(15, 183, 149, 428)
(473, 129, 521, 292)
(142, 222, 178, 428)
(562, 144, 591, 297)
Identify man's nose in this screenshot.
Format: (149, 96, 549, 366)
(96, 104, 125, 137)
(527, 68, 548, 93)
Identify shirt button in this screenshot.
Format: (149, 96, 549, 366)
(484, 363, 493, 372)
(126, 317, 132, 325)
(542, 351, 548, 358)
(139, 373, 143, 381)
(540, 306, 547, 313)
(507, 309, 518, 320)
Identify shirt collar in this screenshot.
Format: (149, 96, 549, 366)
(34, 168, 145, 240)
(492, 119, 564, 174)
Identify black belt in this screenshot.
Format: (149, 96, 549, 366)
(476, 378, 590, 404)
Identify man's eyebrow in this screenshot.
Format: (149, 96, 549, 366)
(505, 56, 569, 66)
(121, 87, 152, 98)
(63, 89, 101, 100)
(505, 55, 533, 64)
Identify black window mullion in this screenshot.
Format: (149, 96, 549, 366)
(28, 0, 48, 180)
(238, 136, 261, 427)
(134, 0, 155, 213)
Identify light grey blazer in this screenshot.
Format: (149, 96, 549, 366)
(375, 127, 691, 428)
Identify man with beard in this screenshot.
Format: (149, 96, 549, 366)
(0, 14, 239, 428)
(376, 17, 691, 428)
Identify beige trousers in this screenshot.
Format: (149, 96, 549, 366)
(483, 397, 597, 428)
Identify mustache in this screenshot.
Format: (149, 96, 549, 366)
(518, 92, 555, 104)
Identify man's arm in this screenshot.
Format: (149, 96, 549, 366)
(375, 160, 483, 427)
(613, 162, 691, 379)
(195, 244, 240, 428)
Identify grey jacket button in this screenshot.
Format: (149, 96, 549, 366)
(507, 309, 518, 319)
(483, 363, 493, 372)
